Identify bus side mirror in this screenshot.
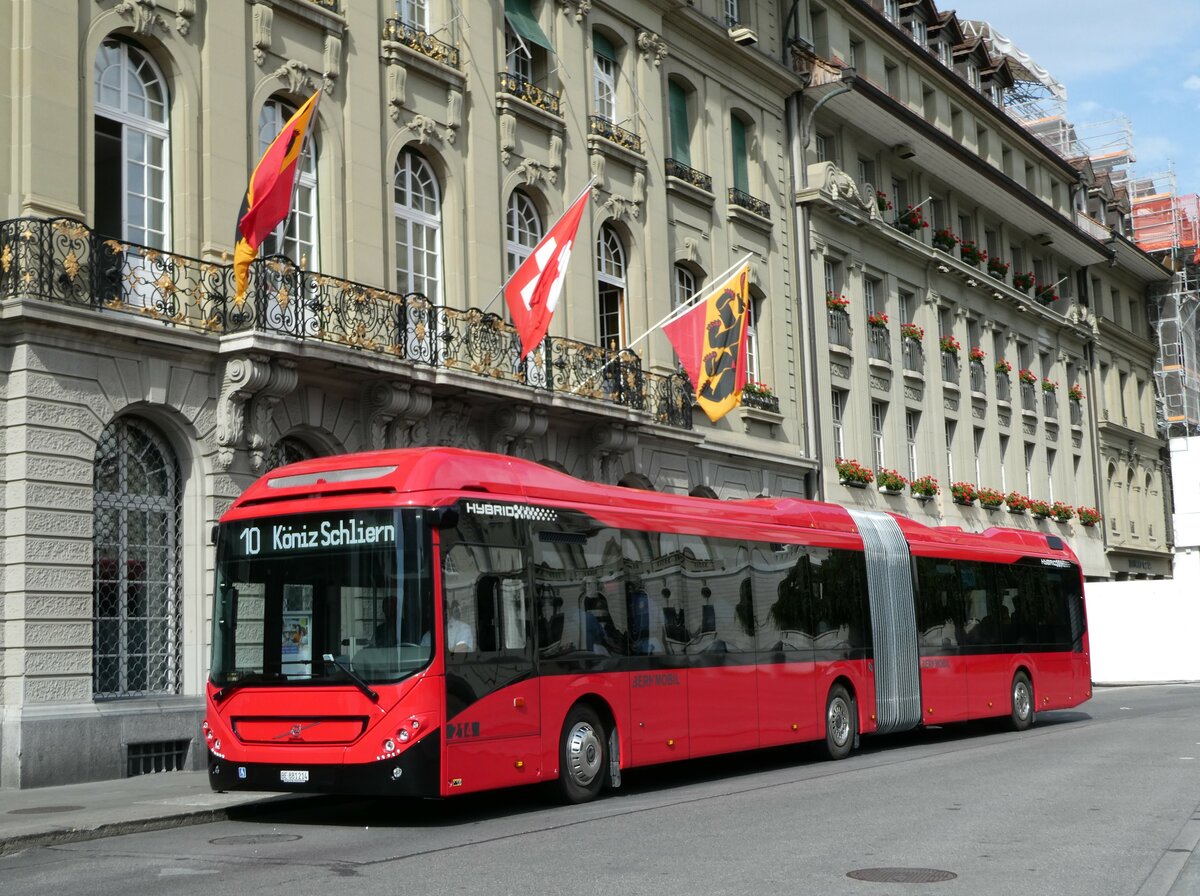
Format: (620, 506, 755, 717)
(431, 508, 460, 529)
(210, 525, 219, 545)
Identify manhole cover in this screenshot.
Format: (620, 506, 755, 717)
(847, 868, 958, 883)
(7, 805, 85, 815)
(209, 834, 302, 846)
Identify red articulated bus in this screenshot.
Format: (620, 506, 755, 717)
(205, 447, 1091, 802)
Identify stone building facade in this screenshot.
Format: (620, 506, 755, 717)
(0, 0, 1169, 787)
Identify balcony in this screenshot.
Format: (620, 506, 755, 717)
(1044, 392, 1059, 420)
(1070, 398, 1083, 426)
(996, 373, 1012, 402)
(727, 188, 771, 220)
(0, 216, 692, 429)
(902, 338, 923, 373)
(868, 326, 891, 364)
(828, 308, 851, 350)
(382, 18, 460, 68)
(1021, 382, 1037, 413)
(497, 72, 561, 116)
(969, 360, 986, 394)
(588, 115, 642, 154)
(941, 352, 959, 386)
(665, 159, 713, 194)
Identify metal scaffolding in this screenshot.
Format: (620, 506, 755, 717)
(1135, 176, 1200, 438)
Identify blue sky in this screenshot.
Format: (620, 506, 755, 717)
(947, 0, 1200, 194)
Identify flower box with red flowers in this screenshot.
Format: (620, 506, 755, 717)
(910, 475, 939, 498)
(1005, 491, 1030, 513)
(876, 190, 893, 213)
(987, 256, 1010, 279)
(826, 292, 850, 311)
(836, 458, 874, 487)
(1078, 506, 1103, 526)
(977, 487, 1005, 508)
(1035, 283, 1059, 304)
(968, 346, 987, 363)
(1051, 501, 1075, 522)
(867, 311, 889, 328)
(876, 468, 908, 494)
(1018, 368, 1037, 385)
(900, 322, 924, 342)
(959, 240, 987, 265)
(1012, 271, 1035, 292)
(895, 206, 929, 234)
(1068, 384, 1084, 401)
(950, 481, 977, 505)
(1041, 379, 1058, 394)
(932, 228, 958, 251)
(995, 359, 1013, 376)
(1028, 498, 1051, 518)
(939, 335, 961, 355)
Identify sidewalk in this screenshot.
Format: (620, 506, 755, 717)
(0, 770, 307, 856)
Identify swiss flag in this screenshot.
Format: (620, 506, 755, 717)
(504, 183, 592, 360)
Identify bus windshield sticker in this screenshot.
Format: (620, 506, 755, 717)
(461, 501, 557, 522)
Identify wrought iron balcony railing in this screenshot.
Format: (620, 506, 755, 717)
(727, 188, 771, 219)
(382, 19, 460, 68)
(741, 390, 781, 413)
(1043, 393, 1058, 419)
(1021, 382, 1037, 412)
(497, 72, 561, 116)
(969, 360, 986, 393)
(941, 352, 959, 385)
(311, 0, 342, 12)
(902, 338, 923, 372)
(827, 308, 851, 348)
(1070, 398, 1083, 426)
(996, 373, 1012, 402)
(0, 216, 692, 429)
(588, 116, 642, 153)
(868, 326, 891, 363)
(665, 159, 713, 193)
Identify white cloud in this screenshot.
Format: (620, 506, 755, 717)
(1184, 75, 1200, 91)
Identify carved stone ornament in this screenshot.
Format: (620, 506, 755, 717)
(176, 0, 195, 35)
(387, 64, 408, 121)
(637, 31, 669, 66)
(114, 0, 166, 35)
(602, 193, 641, 222)
(556, 0, 592, 22)
(589, 422, 637, 482)
(274, 59, 314, 95)
(515, 159, 552, 186)
(431, 400, 480, 450)
(216, 355, 298, 470)
(402, 113, 449, 146)
(252, 3, 273, 66)
(491, 405, 548, 455)
(323, 34, 343, 95)
(365, 381, 433, 449)
(499, 111, 517, 164)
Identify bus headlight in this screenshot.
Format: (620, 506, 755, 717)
(382, 738, 396, 753)
(398, 729, 410, 743)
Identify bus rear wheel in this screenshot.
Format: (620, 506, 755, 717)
(1010, 672, 1035, 731)
(557, 704, 606, 804)
(824, 684, 856, 760)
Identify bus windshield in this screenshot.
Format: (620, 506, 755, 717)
(211, 508, 433, 688)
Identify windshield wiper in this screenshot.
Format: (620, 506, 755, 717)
(322, 654, 379, 702)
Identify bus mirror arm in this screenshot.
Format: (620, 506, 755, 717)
(322, 653, 380, 703)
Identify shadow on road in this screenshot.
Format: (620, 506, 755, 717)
(225, 709, 1092, 832)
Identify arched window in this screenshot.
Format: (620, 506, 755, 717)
(94, 38, 170, 248)
(673, 263, 697, 310)
(265, 436, 318, 472)
(258, 97, 319, 266)
(394, 148, 443, 301)
(506, 190, 542, 279)
(93, 417, 182, 698)
(596, 224, 627, 349)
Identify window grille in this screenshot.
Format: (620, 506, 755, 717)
(93, 417, 182, 698)
(127, 739, 190, 777)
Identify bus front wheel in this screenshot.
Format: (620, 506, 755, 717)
(557, 704, 606, 804)
(824, 684, 856, 760)
(1010, 672, 1035, 731)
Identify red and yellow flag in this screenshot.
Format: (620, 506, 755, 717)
(233, 91, 321, 305)
(662, 263, 751, 422)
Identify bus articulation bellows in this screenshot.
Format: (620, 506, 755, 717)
(205, 447, 1090, 802)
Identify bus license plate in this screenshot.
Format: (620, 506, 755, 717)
(280, 769, 309, 783)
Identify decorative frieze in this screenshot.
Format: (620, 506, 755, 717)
(944, 397, 959, 412)
(637, 31, 669, 67)
(113, 0, 166, 36)
(273, 59, 315, 95)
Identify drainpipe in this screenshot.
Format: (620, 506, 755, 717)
(786, 63, 856, 501)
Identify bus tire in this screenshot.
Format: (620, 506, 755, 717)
(1010, 672, 1035, 732)
(824, 684, 856, 760)
(557, 704, 606, 804)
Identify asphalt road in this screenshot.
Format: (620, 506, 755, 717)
(4, 683, 1199, 896)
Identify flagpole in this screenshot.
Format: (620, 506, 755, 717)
(483, 177, 596, 316)
(572, 253, 753, 395)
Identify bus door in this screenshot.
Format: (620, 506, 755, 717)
(439, 516, 539, 794)
(914, 556, 970, 724)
